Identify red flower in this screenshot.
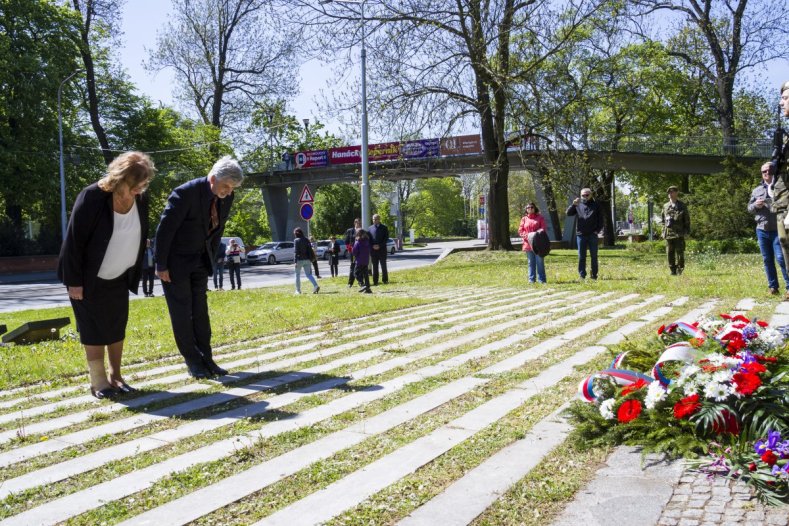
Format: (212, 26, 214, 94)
(755, 355, 778, 364)
(757, 320, 769, 328)
(762, 450, 779, 466)
(673, 394, 701, 419)
(749, 463, 757, 472)
(741, 362, 767, 375)
(733, 372, 762, 395)
(692, 321, 700, 328)
(720, 313, 733, 320)
(621, 379, 648, 396)
(733, 315, 750, 323)
(711, 410, 740, 436)
(657, 324, 666, 335)
(617, 399, 642, 423)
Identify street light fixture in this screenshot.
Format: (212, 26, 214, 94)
(319, 0, 370, 229)
(58, 69, 82, 243)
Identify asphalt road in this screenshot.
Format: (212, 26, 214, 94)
(0, 241, 484, 314)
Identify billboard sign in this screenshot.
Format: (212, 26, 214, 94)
(401, 138, 440, 159)
(368, 141, 400, 162)
(329, 145, 362, 165)
(295, 150, 328, 169)
(440, 134, 482, 156)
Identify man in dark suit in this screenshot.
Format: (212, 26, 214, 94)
(367, 214, 389, 285)
(155, 156, 244, 378)
(344, 218, 362, 287)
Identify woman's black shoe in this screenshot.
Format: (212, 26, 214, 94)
(115, 382, 137, 393)
(91, 386, 119, 400)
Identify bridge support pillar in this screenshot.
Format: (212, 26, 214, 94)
(262, 184, 320, 241)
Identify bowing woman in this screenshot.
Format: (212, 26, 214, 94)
(58, 151, 155, 399)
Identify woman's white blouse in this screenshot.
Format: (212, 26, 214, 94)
(98, 201, 141, 280)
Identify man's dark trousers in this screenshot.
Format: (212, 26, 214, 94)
(371, 249, 388, 285)
(161, 259, 213, 373)
(577, 234, 599, 279)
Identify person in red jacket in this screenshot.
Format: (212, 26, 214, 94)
(518, 202, 547, 283)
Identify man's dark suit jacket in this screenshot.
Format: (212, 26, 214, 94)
(155, 176, 233, 279)
(57, 182, 148, 298)
(368, 223, 389, 254)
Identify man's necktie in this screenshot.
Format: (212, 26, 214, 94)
(210, 196, 219, 232)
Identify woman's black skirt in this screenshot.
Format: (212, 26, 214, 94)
(70, 274, 130, 345)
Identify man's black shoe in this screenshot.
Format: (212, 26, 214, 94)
(204, 358, 228, 376)
(188, 367, 212, 379)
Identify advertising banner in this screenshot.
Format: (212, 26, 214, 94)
(401, 138, 440, 159)
(329, 145, 362, 165)
(440, 134, 482, 156)
(368, 141, 400, 162)
(295, 150, 328, 169)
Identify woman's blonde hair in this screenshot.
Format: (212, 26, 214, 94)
(98, 151, 156, 192)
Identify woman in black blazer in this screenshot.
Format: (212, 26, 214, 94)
(58, 151, 155, 399)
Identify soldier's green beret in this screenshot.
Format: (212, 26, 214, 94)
(667, 186, 679, 193)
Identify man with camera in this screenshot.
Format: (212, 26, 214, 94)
(770, 81, 789, 280)
(749, 162, 789, 297)
(662, 186, 690, 275)
(566, 187, 604, 280)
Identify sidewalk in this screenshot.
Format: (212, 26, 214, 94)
(0, 270, 58, 285)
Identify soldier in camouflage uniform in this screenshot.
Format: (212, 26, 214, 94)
(771, 81, 789, 300)
(662, 185, 690, 275)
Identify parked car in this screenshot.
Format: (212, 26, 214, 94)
(246, 241, 295, 265)
(220, 236, 246, 263)
(387, 238, 396, 254)
(317, 239, 349, 259)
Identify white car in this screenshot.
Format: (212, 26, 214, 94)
(386, 238, 396, 254)
(246, 241, 296, 265)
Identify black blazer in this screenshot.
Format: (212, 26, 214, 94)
(154, 176, 234, 278)
(57, 182, 149, 297)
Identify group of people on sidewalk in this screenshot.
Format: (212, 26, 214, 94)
(294, 214, 390, 294)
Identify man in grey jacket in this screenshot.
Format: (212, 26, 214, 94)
(749, 162, 789, 298)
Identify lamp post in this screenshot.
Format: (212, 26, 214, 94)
(58, 69, 82, 243)
(320, 0, 370, 228)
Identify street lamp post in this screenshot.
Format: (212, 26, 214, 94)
(58, 69, 82, 243)
(320, 0, 370, 228)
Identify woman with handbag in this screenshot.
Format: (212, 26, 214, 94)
(518, 202, 548, 283)
(58, 151, 155, 399)
(226, 239, 243, 290)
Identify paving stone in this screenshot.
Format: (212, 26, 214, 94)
(681, 509, 703, 519)
(745, 510, 765, 521)
(686, 499, 708, 508)
(701, 513, 722, 522)
(658, 518, 678, 526)
(677, 519, 699, 526)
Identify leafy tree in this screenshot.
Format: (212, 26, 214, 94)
(148, 0, 298, 136)
(408, 178, 465, 237)
(312, 183, 360, 238)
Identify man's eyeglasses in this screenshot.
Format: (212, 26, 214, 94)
(762, 170, 770, 174)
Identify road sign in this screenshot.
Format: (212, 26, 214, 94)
(298, 185, 314, 203)
(300, 203, 314, 221)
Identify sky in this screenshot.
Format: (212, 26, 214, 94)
(120, 1, 789, 145)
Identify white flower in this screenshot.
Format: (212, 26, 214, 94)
(712, 370, 733, 384)
(760, 328, 784, 349)
(676, 365, 700, 385)
(645, 381, 667, 409)
(704, 382, 732, 402)
(599, 398, 616, 420)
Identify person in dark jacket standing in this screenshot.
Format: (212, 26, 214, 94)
(344, 218, 362, 287)
(367, 214, 389, 285)
(142, 238, 156, 297)
(750, 162, 789, 297)
(566, 187, 604, 280)
(662, 186, 690, 275)
(328, 235, 341, 277)
(294, 228, 320, 294)
(155, 156, 243, 379)
(213, 241, 226, 291)
(353, 229, 372, 293)
(58, 151, 154, 399)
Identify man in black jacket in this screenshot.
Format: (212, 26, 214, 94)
(566, 187, 604, 280)
(344, 218, 362, 287)
(368, 214, 389, 285)
(155, 156, 243, 379)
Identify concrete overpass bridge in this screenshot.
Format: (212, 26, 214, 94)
(248, 135, 772, 242)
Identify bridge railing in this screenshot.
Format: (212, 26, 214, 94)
(554, 135, 773, 158)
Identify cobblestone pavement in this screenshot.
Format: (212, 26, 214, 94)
(658, 469, 789, 526)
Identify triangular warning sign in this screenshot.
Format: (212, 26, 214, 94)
(298, 185, 314, 203)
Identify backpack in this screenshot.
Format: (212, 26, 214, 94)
(528, 229, 551, 258)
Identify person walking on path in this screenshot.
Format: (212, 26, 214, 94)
(309, 236, 322, 278)
(58, 151, 154, 399)
(294, 228, 320, 294)
(749, 162, 789, 298)
(662, 185, 691, 275)
(353, 229, 372, 293)
(518, 203, 548, 283)
(328, 235, 341, 277)
(566, 187, 604, 280)
(141, 238, 156, 297)
(344, 218, 363, 287)
(368, 214, 389, 285)
(155, 156, 243, 379)
(226, 239, 243, 290)
(213, 240, 226, 291)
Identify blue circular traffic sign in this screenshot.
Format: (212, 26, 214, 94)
(300, 203, 314, 221)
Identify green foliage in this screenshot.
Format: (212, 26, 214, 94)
(407, 178, 466, 237)
(223, 188, 270, 245)
(625, 238, 760, 255)
(311, 183, 360, 238)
